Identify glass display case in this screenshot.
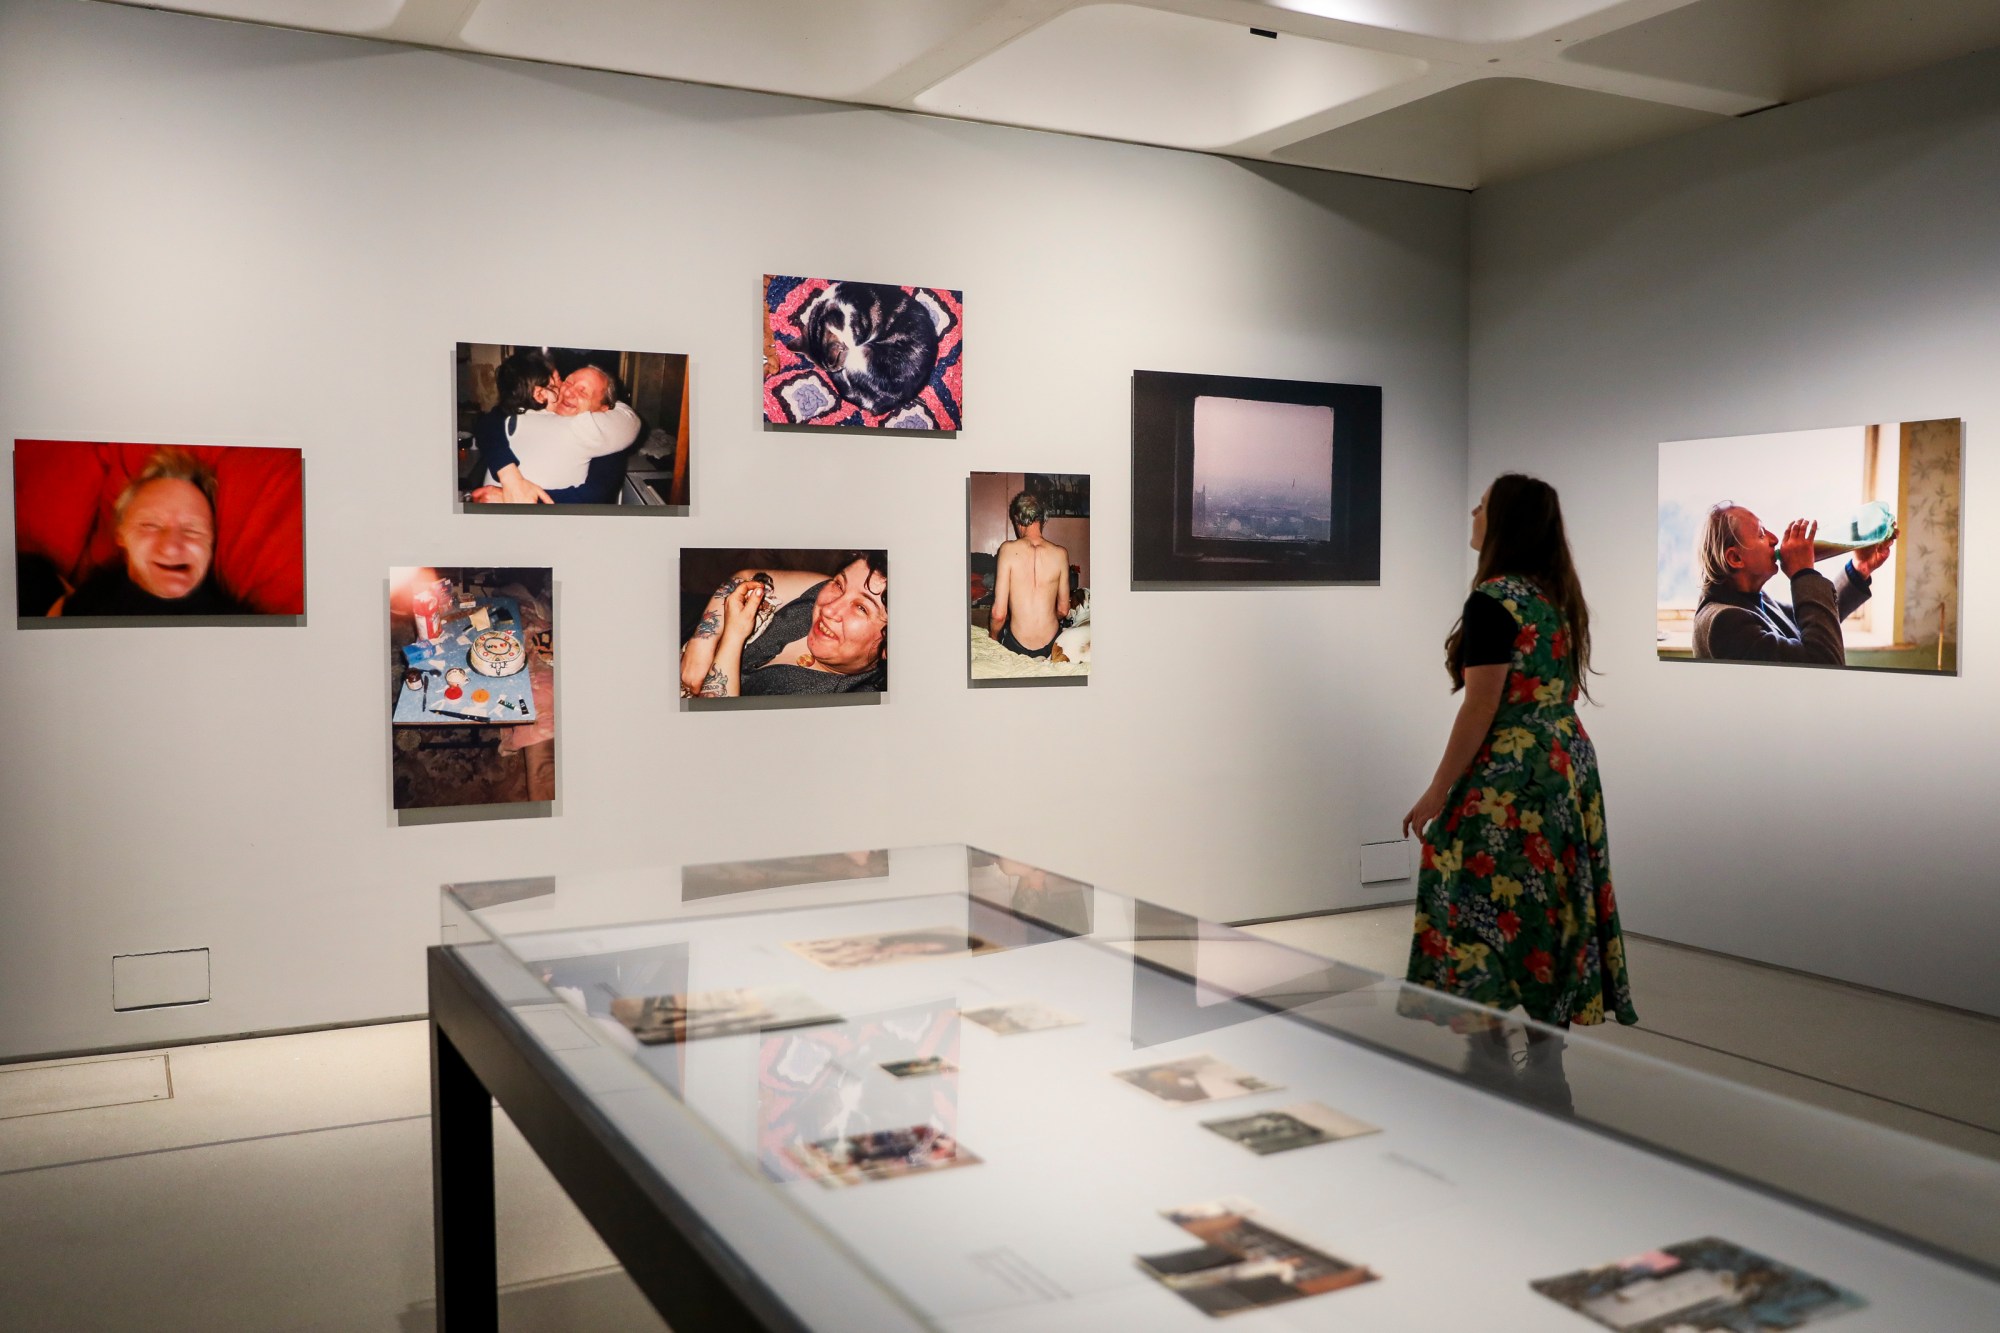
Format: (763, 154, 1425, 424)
(428, 845, 2000, 1331)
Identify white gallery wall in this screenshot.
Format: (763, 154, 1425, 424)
(1471, 46, 2000, 1016)
(0, 0, 1470, 1059)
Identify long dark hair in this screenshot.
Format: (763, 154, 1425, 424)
(1445, 473, 1595, 701)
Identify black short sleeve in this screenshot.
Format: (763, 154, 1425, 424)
(1459, 591, 1517, 668)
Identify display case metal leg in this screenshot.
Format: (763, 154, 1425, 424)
(431, 1019, 498, 1330)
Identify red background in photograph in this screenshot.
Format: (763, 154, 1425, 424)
(13, 439, 306, 614)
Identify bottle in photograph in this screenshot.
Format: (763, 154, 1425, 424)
(412, 582, 444, 641)
(1811, 500, 1895, 562)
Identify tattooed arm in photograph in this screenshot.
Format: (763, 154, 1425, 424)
(695, 579, 776, 697)
(680, 573, 751, 697)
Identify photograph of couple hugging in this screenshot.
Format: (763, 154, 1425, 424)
(456, 343, 689, 508)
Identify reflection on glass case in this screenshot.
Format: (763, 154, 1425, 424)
(432, 845, 2000, 1331)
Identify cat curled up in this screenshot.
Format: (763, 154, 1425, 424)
(798, 282, 941, 415)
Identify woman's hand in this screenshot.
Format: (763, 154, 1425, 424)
(718, 579, 767, 642)
(496, 464, 553, 505)
(1402, 782, 1450, 840)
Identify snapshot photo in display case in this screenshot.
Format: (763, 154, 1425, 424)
(456, 343, 689, 509)
(968, 471, 1090, 682)
(1131, 371, 1381, 585)
(1657, 418, 1961, 673)
(678, 549, 889, 700)
(15, 439, 304, 620)
(763, 275, 962, 431)
(389, 565, 554, 810)
(759, 1000, 962, 1185)
(1531, 1236, 1865, 1331)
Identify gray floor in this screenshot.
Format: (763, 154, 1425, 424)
(3, 913, 1997, 1331)
(1242, 906, 2000, 1159)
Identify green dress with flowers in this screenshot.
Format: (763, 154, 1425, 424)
(1405, 575, 1638, 1027)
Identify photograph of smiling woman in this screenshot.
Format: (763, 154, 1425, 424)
(678, 549, 889, 699)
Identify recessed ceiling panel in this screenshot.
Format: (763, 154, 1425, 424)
(1272, 77, 1722, 189)
(1256, 0, 1644, 44)
(1565, 0, 2000, 105)
(915, 4, 1427, 151)
(100, 0, 406, 33)
(458, 0, 998, 100)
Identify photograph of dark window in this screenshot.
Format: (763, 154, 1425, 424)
(1131, 371, 1380, 584)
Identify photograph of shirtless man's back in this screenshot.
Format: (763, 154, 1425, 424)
(968, 472, 1090, 683)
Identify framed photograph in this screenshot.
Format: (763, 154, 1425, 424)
(763, 276, 962, 431)
(388, 566, 553, 810)
(15, 440, 303, 620)
(1140, 1199, 1375, 1317)
(1532, 1236, 1865, 1331)
(1658, 419, 1961, 673)
(1113, 1055, 1281, 1107)
(786, 927, 999, 971)
(1131, 371, 1380, 584)
(1200, 1102, 1378, 1155)
(679, 549, 889, 701)
(969, 471, 1091, 681)
(456, 343, 689, 508)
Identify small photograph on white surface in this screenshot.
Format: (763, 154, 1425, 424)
(1114, 1055, 1281, 1107)
(1531, 1235, 1865, 1332)
(760, 1001, 960, 1183)
(960, 1001, 1081, 1036)
(787, 926, 1000, 971)
(1200, 1101, 1378, 1155)
(1139, 1198, 1375, 1318)
(608, 988, 839, 1045)
(785, 1123, 981, 1189)
(880, 1056, 956, 1079)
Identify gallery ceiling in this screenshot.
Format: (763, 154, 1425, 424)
(103, 0, 2000, 189)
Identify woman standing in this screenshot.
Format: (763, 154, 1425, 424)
(1401, 474, 1637, 1034)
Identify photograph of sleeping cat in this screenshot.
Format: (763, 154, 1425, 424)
(763, 275, 962, 431)
(968, 471, 1090, 682)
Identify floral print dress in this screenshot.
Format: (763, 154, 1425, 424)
(1405, 575, 1638, 1027)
